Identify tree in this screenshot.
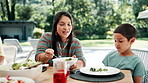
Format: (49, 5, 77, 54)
(16, 5, 33, 20)
(4, 0, 16, 20)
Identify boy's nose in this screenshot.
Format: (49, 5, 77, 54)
(115, 42, 119, 46)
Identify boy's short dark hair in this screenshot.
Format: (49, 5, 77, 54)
(114, 23, 137, 41)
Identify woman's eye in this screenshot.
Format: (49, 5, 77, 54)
(59, 24, 64, 26)
(68, 23, 72, 26)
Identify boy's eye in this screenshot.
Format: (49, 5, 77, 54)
(119, 41, 123, 43)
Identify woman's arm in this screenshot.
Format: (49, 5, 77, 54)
(69, 38, 86, 70)
(35, 32, 53, 64)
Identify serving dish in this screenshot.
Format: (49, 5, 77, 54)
(52, 57, 78, 66)
(0, 62, 48, 79)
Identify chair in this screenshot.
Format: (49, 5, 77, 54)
(29, 39, 39, 50)
(0, 37, 3, 56)
(0, 37, 6, 65)
(2, 45, 17, 64)
(132, 49, 148, 83)
(27, 39, 39, 61)
(3, 39, 23, 52)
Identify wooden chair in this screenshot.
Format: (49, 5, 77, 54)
(132, 49, 148, 83)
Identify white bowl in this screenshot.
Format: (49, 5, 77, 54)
(53, 57, 78, 66)
(0, 64, 42, 79)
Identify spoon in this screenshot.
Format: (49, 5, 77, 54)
(52, 54, 60, 58)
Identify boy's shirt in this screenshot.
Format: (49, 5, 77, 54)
(102, 51, 146, 77)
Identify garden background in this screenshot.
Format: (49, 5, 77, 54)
(0, 0, 148, 48)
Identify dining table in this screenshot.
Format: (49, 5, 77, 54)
(35, 67, 134, 83)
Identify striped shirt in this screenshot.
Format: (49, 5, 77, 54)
(35, 32, 86, 66)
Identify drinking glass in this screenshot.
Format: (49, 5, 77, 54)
(53, 60, 68, 83)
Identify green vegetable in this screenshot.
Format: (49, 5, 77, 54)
(103, 68, 108, 71)
(90, 67, 108, 72)
(97, 68, 102, 72)
(90, 67, 96, 72)
(65, 58, 72, 61)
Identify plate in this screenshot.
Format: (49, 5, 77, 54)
(0, 77, 35, 83)
(80, 66, 120, 76)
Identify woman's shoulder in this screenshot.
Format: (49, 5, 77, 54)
(71, 38, 81, 45)
(43, 32, 52, 35)
(72, 38, 81, 43)
(42, 32, 52, 37)
(72, 37, 80, 41)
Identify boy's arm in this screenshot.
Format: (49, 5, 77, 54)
(133, 77, 142, 83)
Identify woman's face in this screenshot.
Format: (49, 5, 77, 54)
(57, 15, 72, 40)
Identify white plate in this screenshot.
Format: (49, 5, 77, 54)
(0, 77, 35, 83)
(80, 66, 120, 76)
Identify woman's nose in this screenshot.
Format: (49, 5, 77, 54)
(63, 26, 68, 30)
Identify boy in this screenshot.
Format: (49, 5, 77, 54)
(102, 23, 146, 83)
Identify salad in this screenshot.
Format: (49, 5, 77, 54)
(12, 59, 41, 70)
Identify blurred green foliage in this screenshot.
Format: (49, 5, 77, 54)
(0, 0, 148, 39)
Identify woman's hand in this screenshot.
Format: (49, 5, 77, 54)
(69, 55, 77, 70)
(45, 48, 54, 59)
(69, 55, 85, 71)
(0, 56, 4, 65)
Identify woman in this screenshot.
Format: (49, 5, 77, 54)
(35, 11, 86, 69)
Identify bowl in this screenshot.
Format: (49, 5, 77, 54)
(53, 57, 78, 66)
(0, 63, 42, 79)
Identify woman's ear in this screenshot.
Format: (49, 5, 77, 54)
(130, 37, 136, 44)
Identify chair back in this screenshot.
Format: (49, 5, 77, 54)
(132, 49, 148, 83)
(2, 46, 17, 64)
(3, 39, 23, 52)
(29, 39, 39, 50)
(0, 37, 3, 56)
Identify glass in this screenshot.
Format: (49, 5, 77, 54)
(53, 60, 69, 83)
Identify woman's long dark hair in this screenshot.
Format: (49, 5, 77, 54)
(51, 11, 74, 57)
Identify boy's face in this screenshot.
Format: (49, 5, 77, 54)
(113, 33, 135, 53)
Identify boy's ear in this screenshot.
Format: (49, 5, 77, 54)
(130, 37, 136, 44)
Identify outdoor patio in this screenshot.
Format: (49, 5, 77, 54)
(15, 46, 114, 67)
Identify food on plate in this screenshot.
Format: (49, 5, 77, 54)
(0, 76, 25, 83)
(65, 58, 72, 61)
(12, 59, 41, 70)
(90, 67, 108, 72)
